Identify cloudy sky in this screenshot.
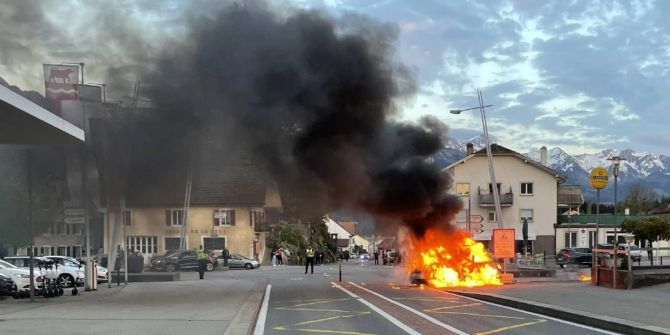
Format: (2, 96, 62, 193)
(2, 0, 669, 155)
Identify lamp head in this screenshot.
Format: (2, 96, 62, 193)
(449, 110, 462, 114)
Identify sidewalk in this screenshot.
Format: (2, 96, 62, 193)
(450, 272, 670, 335)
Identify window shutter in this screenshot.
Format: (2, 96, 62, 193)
(231, 210, 236, 226)
(249, 211, 253, 227)
(213, 210, 218, 226)
(165, 210, 171, 226)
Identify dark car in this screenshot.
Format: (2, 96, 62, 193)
(150, 250, 215, 272)
(556, 247, 592, 268)
(0, 273, 16, 296)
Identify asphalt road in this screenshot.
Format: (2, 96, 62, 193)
(258, 260, 621, 335)
(0, 261, 623, 335)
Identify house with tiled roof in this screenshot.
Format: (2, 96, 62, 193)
(107, 156, 282, 263)
(444, 144, 583, 255)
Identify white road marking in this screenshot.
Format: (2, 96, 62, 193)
(348, 282, 469, 335)
(253, 284, 272, 335)
(434, 288, 620, 335)
(332, 282, 421, 335)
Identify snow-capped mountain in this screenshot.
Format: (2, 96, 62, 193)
(435, 138, 670, 201)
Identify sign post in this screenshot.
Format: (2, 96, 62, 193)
(493, 228, 515, 282)
(589, 167, 609, 286)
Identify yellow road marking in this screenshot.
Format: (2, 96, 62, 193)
(394, 297, 460, 302)
(475, 319, 547, 335)
(427, 311, 527, 319)
(273, 327, 380, 335)
(275, 307, 365, 313)
(294, 313, 370, 326)
(282, 298, 350, 303)
(282, 299, 351, 307)
(424, 302, 481, 311)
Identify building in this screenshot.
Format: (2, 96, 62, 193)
(106, 161, 283, 264)
(324, 216, 356, 253)
(444, 144, 582, 255)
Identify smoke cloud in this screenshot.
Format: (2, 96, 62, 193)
(127, 3, 462, 235)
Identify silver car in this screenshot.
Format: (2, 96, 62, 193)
(225, 254, 260, 269)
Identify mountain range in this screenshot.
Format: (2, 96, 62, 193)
(435, 135, 670, 202)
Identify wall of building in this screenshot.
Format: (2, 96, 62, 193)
(449, 155, 559, 255)
(105, 206, 261, 262)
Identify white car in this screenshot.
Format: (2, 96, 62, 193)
(45, 255, 108, 283)
(40, 256, 85, 287)
(0, 259, 40, 292)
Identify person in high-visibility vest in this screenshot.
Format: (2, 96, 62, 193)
(305, 246, 315, 274)
(196, 245, 208, 280)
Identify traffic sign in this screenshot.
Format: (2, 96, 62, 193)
(469, 223, 483, 229)
(469, 215, 483, 223)
(493, 228, 515, 259)
(589, 167, 609, 189)
(469, 228, 484, 234)
(64, 217, 85, 224)
(64, 208, 85, 216)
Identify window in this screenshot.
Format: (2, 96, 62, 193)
(213, 209, 235, 226)
(564, 231, 577, 248)
(488, 183, 501, 194)
(123, 210, 132, 226)
(57, 246, 67, 256)
(249, 209, 265, 227)
(165, 209, 184, 226)
(127, 236, 158, 254)
(520, 209, 534, 223)
(456, 183, 470, 196)
(165, 237, 182, 251)
(488, 211, 496, 222)
(203, 237, 226, 251)
(520, 182, 533, 195)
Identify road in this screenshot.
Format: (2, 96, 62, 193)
(0, 260, 621, 335)
(257, 260, 619, 335)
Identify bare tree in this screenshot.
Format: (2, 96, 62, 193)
(621, 180, 659, 215)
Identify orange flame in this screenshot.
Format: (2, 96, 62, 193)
(579, 274, 591, 281)
(408, 229, 502, 288)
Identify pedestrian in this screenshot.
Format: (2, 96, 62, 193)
(373, 250, 379, 265)
(280, 248, 288, 266)
(647, 242, 653, 260)
(284, 248, 291, 265)
(396, 251, 402, 265)
(272, 249, 277, 266)
(305, 246, 315, 274)
(277, 248, 283, 266)
(196, 245, 208, 280)
(222, 247, 230, 267)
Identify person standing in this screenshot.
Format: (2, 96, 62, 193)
(222, 247, 230, 267)
(305, 246, 315, 274)
(196, 245, 208, 280)
(373, 250, 379, 265)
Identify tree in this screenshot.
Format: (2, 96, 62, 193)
(620, 216, 670, 265)
(621, 180, 659, 215)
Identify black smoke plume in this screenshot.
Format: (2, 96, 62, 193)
(127, 3, 462, 236)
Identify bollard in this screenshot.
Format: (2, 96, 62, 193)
(339, 261, 342, 282)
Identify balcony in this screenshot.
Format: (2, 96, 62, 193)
(478, 186, 513, 207)
(558, 185, 584, 208)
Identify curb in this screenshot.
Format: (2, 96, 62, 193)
(449, 291, 670, 335)
(223, 281, 267, 335)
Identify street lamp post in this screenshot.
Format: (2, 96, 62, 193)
(608, 155, 625, 288)
(450, 90, 503, 232)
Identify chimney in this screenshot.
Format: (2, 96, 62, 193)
(466, 143, 474, 156)
(540, 146, 548, 166)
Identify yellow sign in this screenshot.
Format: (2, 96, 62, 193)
(493, 228, 515, 259)
(589, 167, 609, 189)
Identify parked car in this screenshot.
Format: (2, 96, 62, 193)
(44, 255, 109, 283)
(150, 250, 216, 272)
(614, 244, 643, 262)
(0, 273, 16, 296)
(358, 253, 370, 260)
(225, 254, 260, 269)
(0, 259, 39, 292)
(556, 248, 592, 268)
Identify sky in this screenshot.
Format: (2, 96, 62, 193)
(1, 0, 669, 156)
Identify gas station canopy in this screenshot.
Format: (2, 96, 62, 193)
(0, 84, 84, 144)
